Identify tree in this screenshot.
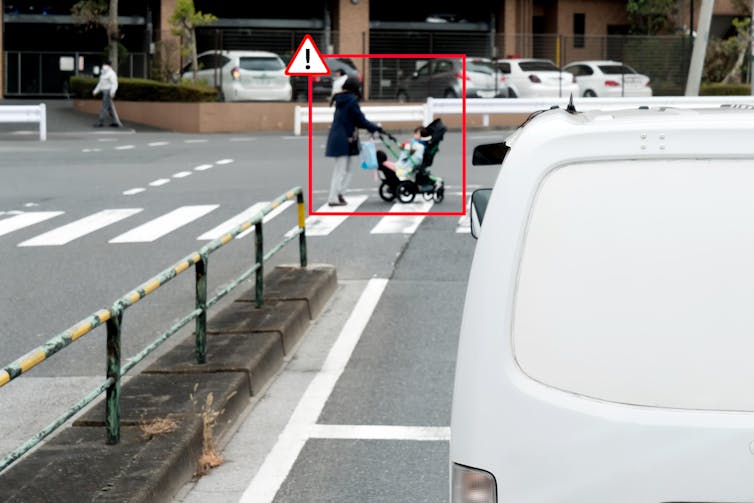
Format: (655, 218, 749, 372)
(626, 0, 680, 34)
(71, 0, 120, 69)
(169, 0, 217, 81)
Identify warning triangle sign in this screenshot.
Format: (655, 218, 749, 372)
(285, 34, 330, 76)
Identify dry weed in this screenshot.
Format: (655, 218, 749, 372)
(139, 417, 178, 438)
(192, 389, 237, 478)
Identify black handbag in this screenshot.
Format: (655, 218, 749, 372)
(348, 129, 360, 156)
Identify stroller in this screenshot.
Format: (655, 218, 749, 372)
(376, 118, 446, 203)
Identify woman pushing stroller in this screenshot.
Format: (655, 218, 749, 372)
(325, 77, 383, 207)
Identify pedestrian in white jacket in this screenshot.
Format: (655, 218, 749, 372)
(92, 60, 123, 128)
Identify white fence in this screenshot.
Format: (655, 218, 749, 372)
(294, 96, 754, 134)
(0, 104, 47, 141)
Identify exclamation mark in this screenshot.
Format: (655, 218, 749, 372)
(305, 49, 310, 70)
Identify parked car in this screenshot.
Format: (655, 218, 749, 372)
(454, 104, 754, 502)
(495, 58, 579, 98)
(290, 57, 360, 102)
(179, 50, 292, 102)
(396, 57, 509, 102)
(563, 60, 653, 97)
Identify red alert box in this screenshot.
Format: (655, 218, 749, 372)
(306, 53, 467, 217)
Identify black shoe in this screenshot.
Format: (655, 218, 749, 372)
(328, 201, 347, 207)
(92, 123, 103, 128)
(109, 123, 122, 128)
(338, 194, 347, 204)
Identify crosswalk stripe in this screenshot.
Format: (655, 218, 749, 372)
(109, 205, 219, 243)
(18, 209, 143, 247)
(370, 200, 434, 234)
(237, 200, 295, 239)
(301, 195, 369, 237)
(197, 202, 268, 240)
(456, 196, 471, 233)
(0, 212, 64, 237)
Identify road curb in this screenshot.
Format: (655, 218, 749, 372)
(0, 264, 337, 502)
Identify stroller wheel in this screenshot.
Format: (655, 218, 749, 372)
(379, 181, 396, 202)
(433, 186, 444, 203)
(397, 181, 416, 203)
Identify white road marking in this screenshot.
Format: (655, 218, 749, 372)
(194, 164, 213, 171)
(236, 201, 294, 239)
(293, 195, 368, 237)
(0, 212, 64, 237)
(148, 141, 169, 147)
(172, 171, 192, 178)
(370, 200, 434, 234)
(98, 138, 118, 142)
(149, 178, 170, 187)
(197, 202, 268, 240)
(239, 278, 389, 503)
(215, 159, 234, 165)
(184, 139, 208, 143)
(109, 205, 219, 243)
(18, 209, 142, 246)
(456, 196, 471, 233)
(82, 148, 102, 153)
(23, 202, 39, 208)
(123, 188, 146, 195)
(309, 424, 450, 441)
(115, 145, 135, 150)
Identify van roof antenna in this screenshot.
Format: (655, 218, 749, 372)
(566, 93, 577, 114)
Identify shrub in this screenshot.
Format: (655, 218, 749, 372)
(700, 82, 751, 95)
(69, 76, 219, 102)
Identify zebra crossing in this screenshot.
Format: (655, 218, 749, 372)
(0, 196, 470, 248)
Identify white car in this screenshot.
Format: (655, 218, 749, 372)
(180, 50, 292, 102)
(495, 58, 578, 98)
(563, 60, 652, 97)
(453, 105, 754, 502)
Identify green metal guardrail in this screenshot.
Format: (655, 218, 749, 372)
(0, 187, 307, 473)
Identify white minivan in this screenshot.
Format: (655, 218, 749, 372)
(452, 104, 754, 502)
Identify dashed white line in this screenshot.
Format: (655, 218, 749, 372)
(115, 145, 135, 150)
(148, 179, 171, 187)
(194, 164, 213, 171)
(173, 171, 192, 178)
(123, 188, 146, 195)
(82, 148, 102, 153)
(148, 141, 169, 147)
(184, 139, 208, 143)
(215, 159, 234, 165)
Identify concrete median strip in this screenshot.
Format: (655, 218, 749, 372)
(0, 264, 337, 503)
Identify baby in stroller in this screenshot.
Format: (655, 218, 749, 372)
(376, 119, 446, 203)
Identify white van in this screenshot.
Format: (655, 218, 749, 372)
(451, 105, 754, 503)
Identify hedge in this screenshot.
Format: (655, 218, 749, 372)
(69, 76, 219, 102)
(700, 82, 752, 96)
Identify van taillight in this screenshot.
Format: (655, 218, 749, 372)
(452, 463, 497, 503)
(231, 67, 241, 80)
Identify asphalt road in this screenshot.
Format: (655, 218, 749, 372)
(0, 100, 506, 501)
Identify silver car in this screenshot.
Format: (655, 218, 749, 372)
(396, 57, 510, 101)
(181, 50, 292, 102)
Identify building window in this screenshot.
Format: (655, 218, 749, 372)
(574, 13, 585, 48)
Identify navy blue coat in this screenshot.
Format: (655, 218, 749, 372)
(325, 92, 380, 157)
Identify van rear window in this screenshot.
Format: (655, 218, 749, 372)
(513, 160, 754, 411)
